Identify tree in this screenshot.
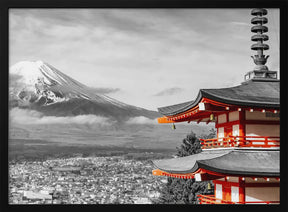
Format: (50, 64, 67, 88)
(176, 131, 202, 157)
(154, 130, 215, 204)
(200, 128, 217, 140)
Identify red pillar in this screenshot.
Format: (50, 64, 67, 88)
(239, 110, 246, 137)
(239, 177, 246, 204)
(221, 177, 231, 202)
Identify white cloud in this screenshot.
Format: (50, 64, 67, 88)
(126, 116, 158, 125)
(9, 107, 113, 126)
(154, 87, 183, 96)
(230, 21, 250, 26)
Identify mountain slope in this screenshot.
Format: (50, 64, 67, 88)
(9, 61, 159, 121)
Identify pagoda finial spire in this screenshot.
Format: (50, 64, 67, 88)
(244, 8, 278, 82)
(250, 8, 269, 71)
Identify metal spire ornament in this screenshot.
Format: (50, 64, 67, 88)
(244, 8, 278, 81)
(250, 8, 270, 71)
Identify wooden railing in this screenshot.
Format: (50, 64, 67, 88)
(198, 194, 235, 204)
(200, 136, 280, 149)
(197, 194, 280, 204)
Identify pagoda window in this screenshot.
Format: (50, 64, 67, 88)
(218, 127, 225, 140)
(232, 125, 240, 137)
(229, 111, 239, 122)
(246, 110, 280, 121)
(231, 186, 240, 203)
(245, 187, 280, 203)
(215, 184, 223, 202)
(218, 114, 227, 124)
(246, 124, 279, 137)
(232, 125, 240, 145)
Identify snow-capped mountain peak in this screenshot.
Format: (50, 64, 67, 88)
(9, 60, 159, 120)
(11, 60, 47, 85)
(11, 60, 81, 88)
(10, 60, 123, 106)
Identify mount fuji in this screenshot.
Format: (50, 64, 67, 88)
(9, 61, 160, 121)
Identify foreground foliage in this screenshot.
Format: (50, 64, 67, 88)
(153, 129, 216, 204)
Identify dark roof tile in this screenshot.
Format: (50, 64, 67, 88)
(152, 149, 279, 176)
(158, 80, 279, 116)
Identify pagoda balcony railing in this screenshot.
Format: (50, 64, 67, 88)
(200, 136, 280, 149)
(197, 194, 280, 204)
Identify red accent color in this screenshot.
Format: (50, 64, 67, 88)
(197, 194, 279, 204)
(239, 177, 245, 203)
(200, 169, 227, 178)
(152, 168, 226, 180)
(213, 179, 240, 187)
(224, 125, 232, 138)
(200, 135, 280, 149)
(216, 120, 240, 128)
(239, 110, 246, 137)
(206, 177, 279, 204)
(213, 179, 280, 187)
(221, 181, 231, 202)
(157, 97, 234, 123)
(157, 96, 280, 124)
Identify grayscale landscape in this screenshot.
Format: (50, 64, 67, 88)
(9, 60, 213, 159)
(8, 60, 212, 204)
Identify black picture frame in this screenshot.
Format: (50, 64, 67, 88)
(1, 0, 287, 212)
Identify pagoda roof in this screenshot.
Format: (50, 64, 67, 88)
(152, 149, 279, 177)
(158, 80, 279, 116)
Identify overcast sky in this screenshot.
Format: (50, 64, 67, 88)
(9, 9, 279, 111)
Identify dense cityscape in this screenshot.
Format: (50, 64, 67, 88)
(9, 156, 167, 204)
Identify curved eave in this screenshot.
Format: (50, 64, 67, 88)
(197, 162, 279, 177)
(158, 91, 203, 116)
(200, 89, 279, 108)
(152, 149, 279, 177)
(157, 110, 212, 124)
(152, 149, 232, 174)
(157, 81, 280, 120)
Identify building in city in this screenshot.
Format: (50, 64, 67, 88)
(152, 8, 280, 204)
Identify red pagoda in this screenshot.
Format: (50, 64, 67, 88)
(152, 8, 280, 204)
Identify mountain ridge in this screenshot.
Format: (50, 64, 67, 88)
(9, 60, 160, 121)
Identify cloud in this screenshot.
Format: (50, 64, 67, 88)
(9, 73, 25, 90)
(126, 116, 158, 125)
(89, 87, 120, 95)
(154, 87, 183, 96)
(9, 73, 23, 82)
(230, 21, 250, 26)
(9, 107, 113, 126)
